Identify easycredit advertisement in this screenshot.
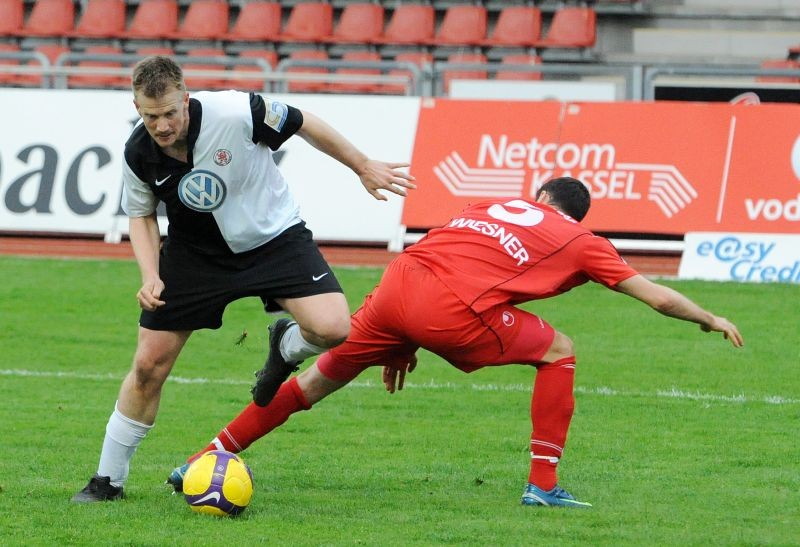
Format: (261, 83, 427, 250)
(402, 99, 800, 235)
(679, 232, 800, 283)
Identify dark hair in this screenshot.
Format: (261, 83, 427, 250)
(131, 55, 185, 98)
(535, 177, 591, 221)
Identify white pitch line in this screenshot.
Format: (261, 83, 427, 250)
(1, 368, 797, 406)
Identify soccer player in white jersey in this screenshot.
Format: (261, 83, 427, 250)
(72, 55, 415, 502)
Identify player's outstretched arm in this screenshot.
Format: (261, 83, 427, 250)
(615, 275, 743, 347)
(296, 110, 416, 201)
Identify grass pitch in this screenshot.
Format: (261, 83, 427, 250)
(0, 255, 797, 545)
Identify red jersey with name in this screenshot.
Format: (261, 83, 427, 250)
(404, 199, 638, 313)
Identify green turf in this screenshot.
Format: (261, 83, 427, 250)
(0, 256, 797, 545)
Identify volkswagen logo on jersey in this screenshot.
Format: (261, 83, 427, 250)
(178, 170, 227, 212)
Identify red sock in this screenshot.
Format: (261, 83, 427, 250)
(528, 356, 576, 491)
(188, 377, 311, 462)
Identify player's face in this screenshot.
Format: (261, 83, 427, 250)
(134, 87, 190, 149)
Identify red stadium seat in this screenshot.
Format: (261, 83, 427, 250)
(122, 0, 179, 39)
(169, 0, 229, 41)
(495, 54, 542, 81)
(442, 53, 487, 94)
(279, 2, 334, 43)
(534, 7, 596, 49)
(226, 50, 278, 91)
(68, 0, 127, 39)
(68, 45, 127, 89)
(483, 6, 542, 47)
(375, 4, 434, 45)
(327, 50, 382, 94)
(383, 51, 432, 95)
(327, 3, 384, 44)
(183, 48, 229, 90)
(285, 49, 329, 93)
(757, 59, 800, 83)
(18, 0, 75, 37)
(13, 44, 70, 86)
(0, 0, 24, 37)
(222, 1, 282, 42)
(429, 5, 487, 46)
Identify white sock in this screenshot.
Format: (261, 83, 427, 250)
(280, 323, 327, 363)
(97, 402, 153, 487)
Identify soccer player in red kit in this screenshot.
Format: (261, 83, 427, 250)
(168, 177, 743, 507)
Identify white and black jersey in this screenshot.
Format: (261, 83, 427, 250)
(122, 90, 304, 256)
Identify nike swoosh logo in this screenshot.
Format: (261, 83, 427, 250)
(154, 175, 171, 186)
(191, 491, 221, 505)
(312, 273, 329, 281)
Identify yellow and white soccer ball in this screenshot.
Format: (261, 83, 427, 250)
(183, 450, 254, 516)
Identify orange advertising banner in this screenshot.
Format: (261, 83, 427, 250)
(402, 99, 800, 235)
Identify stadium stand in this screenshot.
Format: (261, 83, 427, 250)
(382, 51, 433, 95)
(221, 1, 282, 43)
(326, 50, 382, 94)
(17, 0, 75, 37)
(67, 0, 126, 39)
(0, 44, 22, 85)
(279, 2, 334, 44)
(495, 54, 543, 81)
(482, 5, 542, 48)
(533, 6, 597, 50)
(2, 0, 798, 97)
(67, 45, 127, 88)
(374, 4, 435, 45)
(226, 49, 278, 91)
(13, 43, 70, 86)
(441, 52, 487, 94)
(135, 46, 175, 59)
(121, 0, 179, 40)
(168, 0, 229, 41)
(282, 49, 329, 93)
(183, 47, 229, 90)
(0, 0, 24, 37)
(756, 59, 800, 83)
(428, 5, 487, 47)
(326, 3, 384, 45)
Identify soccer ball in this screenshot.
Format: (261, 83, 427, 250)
(183, 450, 254, 516)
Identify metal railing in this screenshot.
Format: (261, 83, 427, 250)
(1, 51, 799, 99)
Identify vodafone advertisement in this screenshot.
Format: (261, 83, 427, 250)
(402, 99, 800, 235)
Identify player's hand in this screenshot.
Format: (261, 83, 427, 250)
(382, 354, 418, 393)
(137, 278, 166, 311)
(700, 316, 743, 348)
(359, 160, 416, 201)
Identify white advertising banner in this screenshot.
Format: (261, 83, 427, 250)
(0, 89, 419, 244)
(269, 94, 419, 243)
(679, 232, 800, 283)
(0, 89, 135, 236)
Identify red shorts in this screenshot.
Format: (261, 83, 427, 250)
(317, 254, 555, 382)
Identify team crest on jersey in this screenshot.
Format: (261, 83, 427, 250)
(178, 170, 227, 212)
(213, 149, 232, 166)
(502, 311, 515, 327)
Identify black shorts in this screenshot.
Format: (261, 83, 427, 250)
(139, 222, 343, 331)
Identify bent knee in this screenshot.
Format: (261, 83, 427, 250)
(131, 352, 174, 388)
(542, 331, 575, 362)
(303, 316, 350, 348)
